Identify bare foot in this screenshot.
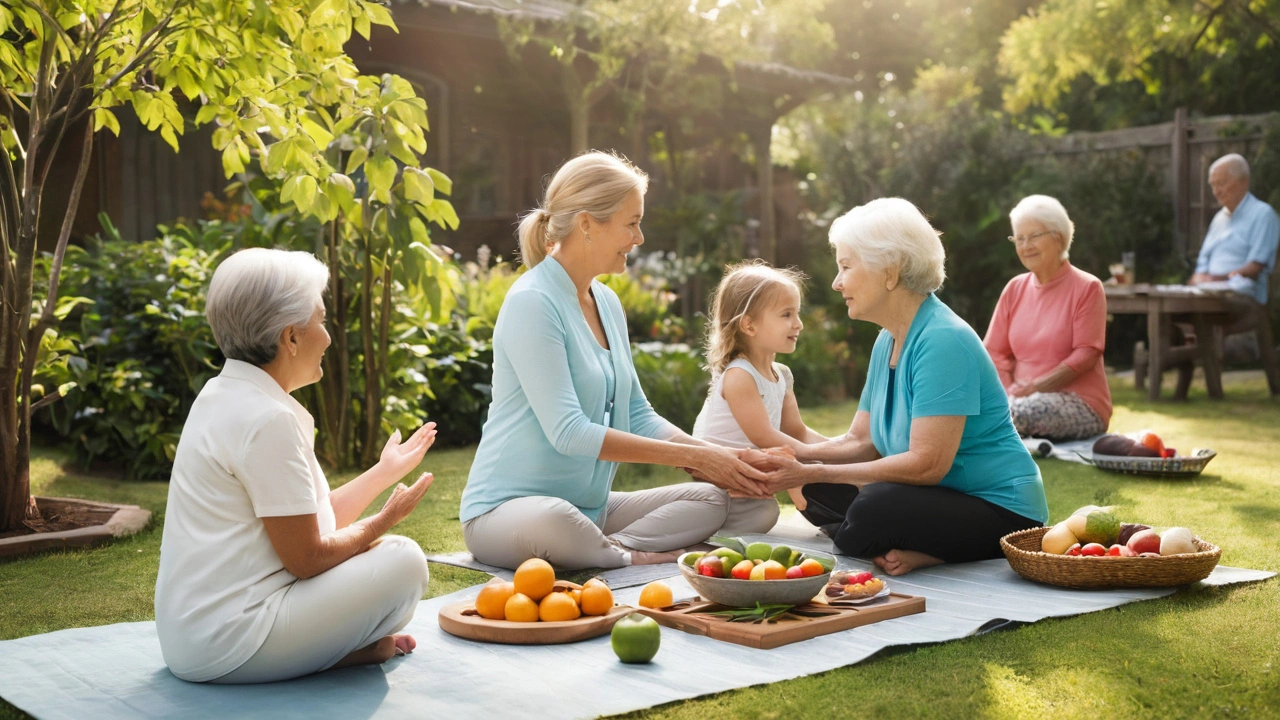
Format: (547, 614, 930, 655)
(872, 549, 944, 576)
(330, 633, 415, 670)
(786, 488, 807, 511)
(629, 550, 681, 565)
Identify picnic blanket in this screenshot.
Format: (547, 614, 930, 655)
(1, 525, 1271, 720)
(1023, 435, 1104, 464)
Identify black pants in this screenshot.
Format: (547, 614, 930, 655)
(799, 482, 1042, 563)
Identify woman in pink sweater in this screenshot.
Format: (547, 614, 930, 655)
(983, 195, 1112, 440)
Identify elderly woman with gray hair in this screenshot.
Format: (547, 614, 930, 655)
(983, 195, 1111, 440)
(760, 198, 1047, 575)
(155, 248, 438, 684)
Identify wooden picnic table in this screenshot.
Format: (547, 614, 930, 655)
(1105, 284, 1238, 401)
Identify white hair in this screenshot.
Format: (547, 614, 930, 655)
(206, 248, 329, 366)
(828, 198, 946, 295)
(1209, 153, 1250, 181)
(1010, 195, 1075, 260)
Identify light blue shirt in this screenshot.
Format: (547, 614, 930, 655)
(857, 294, 1048, 524)
(460, 257, 678, 525)
(1195, 192, 1280, 305)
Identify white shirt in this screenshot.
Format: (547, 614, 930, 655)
(155, 360, 335, 682)
(692, 358, 793, 449)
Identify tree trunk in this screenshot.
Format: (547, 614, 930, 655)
(360, 233, 378, 466)
(750, 122, 776, 266)
(563, 65, 590, 155)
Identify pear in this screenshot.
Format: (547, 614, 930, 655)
(1041, 522, 1079, 554)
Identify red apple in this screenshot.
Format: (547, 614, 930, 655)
(731, 560, 755, 580)
(1066, 543, 1082, 556)
(1126, 529, 1162, 555)
(1107, 545, 1122, 556)
(785, 565, 805, 579)
(698, 555, 726, 578)
(1162, 448, 1177, 458)
(1081, 543, 1107, 556)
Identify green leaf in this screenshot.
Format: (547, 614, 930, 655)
(402, 167, 434, 204)
(346, 145, 369, 174)
(92, 108, 121, 136)
(425, 167, 452, 195)
(428, 199, 460, 230)
(366, 154, 396, 203)
(292, 175, 318, 213)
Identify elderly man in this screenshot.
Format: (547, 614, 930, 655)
(1190, 154, 1279, 301)
(1185, 153, 1280, 394)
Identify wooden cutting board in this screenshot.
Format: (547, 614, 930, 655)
(438, 602, 633, 645)
(636, 593, 926, 649)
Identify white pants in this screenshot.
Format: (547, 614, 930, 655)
(719, 496, 782, 536)
(463, 483, 730, 570)
(213, 535, 429, 684)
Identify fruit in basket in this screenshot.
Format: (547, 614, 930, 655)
(1159, 527, 1198, 555)
(1162, 448, 1177, 458)
(504, 593, 539, 622)
(1041, 521, 1079, 554)
(1092, 434, 1160, 457)
(579, 579, 614, 616)
(1118, 545, 1137, 557)
(638, 581, 674, 609)
(786, 565, 805, 579)
(1066, 543, 1082, 556)
(1126, 529, 1162, 555)
(1080, 543, 1107, 556)
(1117, 523, 1151, 546)
(698, 555, 728, 578)
(709, 547, 745, 566)
(731, 559, 755, 580)
(475, 581, 517, 620)
(1136, 431, 1166, 455)
(539, 591, 581, 622)
(680, 551, 705, 567)
(514, 558, 556, 601)
(1066, 509, 1120, 546)
(611, 612, 661, 664)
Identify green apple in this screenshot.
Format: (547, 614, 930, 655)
(769, 545, 794, 566)
(709, 547, 744, 567)
(611, 612, 661, 663)
(744, 542, 773, 562)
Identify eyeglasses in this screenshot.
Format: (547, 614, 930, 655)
(1008, 230, 1056, 245)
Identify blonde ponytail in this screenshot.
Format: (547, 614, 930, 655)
(518, 151, 649, 268)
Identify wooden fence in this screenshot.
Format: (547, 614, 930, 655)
(1030, 109, 1277, 264)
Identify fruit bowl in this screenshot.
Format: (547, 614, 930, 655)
(1000, 527, 1221, 589)
(1086, 448, 1217, 477)
(676, 551, 833, 608)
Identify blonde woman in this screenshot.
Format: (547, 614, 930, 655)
(692, 260, 827, 533)
(460, 151, 773, 571)
(760, 199, 1047, 575)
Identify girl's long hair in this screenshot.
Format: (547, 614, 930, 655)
(704, 259, 807, 376)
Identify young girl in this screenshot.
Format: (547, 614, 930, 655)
(693, 260, 827, 534)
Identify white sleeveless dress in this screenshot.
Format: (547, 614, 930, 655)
(693, 358, 792, 534)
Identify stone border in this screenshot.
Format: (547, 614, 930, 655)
(0, 497, 152, 560)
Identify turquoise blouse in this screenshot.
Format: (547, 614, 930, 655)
(857, 294, 1049, 524)
(460, 257, 678, 524)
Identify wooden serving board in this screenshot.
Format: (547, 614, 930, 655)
(438, 602, 632, 645)
(636, 592, 925, 649)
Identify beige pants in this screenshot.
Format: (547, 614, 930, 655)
(212, 535, 429, 684)
(719, 496, 782, 536)
(463, 483, 730, 570)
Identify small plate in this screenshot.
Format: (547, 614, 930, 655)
(827, 584, 892, 606)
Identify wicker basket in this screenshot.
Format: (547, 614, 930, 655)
(1000, 527, 1221, 589)
(1086, 448, 1217, 478)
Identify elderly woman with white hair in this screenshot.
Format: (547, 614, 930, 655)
(983, 195, 1111, 440)
(155, 248, 438, 684)
(760, 198, 1047, 575)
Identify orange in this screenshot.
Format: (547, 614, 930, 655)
(761, 560, 788, 580)
(637, 581, 673, 609)
(513, 558, 556, 601)
(538, 591, 581, 622)
(569, 588, 582, 606)
(474, 580, 516, 620)
(579, 579, 614, 616)
(504, 592, 539, 622)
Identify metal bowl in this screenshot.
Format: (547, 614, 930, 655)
(676, 552, 833, 608)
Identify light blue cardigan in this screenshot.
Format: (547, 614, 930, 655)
(459, 257, 679, 525)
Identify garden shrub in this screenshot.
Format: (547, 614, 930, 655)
(631, 342, 710, 433)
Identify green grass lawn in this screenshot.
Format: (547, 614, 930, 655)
(2, 375, 1278, 718)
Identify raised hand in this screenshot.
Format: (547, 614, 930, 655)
(378, 422, 437, 480)
(378, 472, 435, 528)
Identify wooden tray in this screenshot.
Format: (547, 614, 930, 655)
(636, 592, 925, 649)
(438, 602, 632, 644)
